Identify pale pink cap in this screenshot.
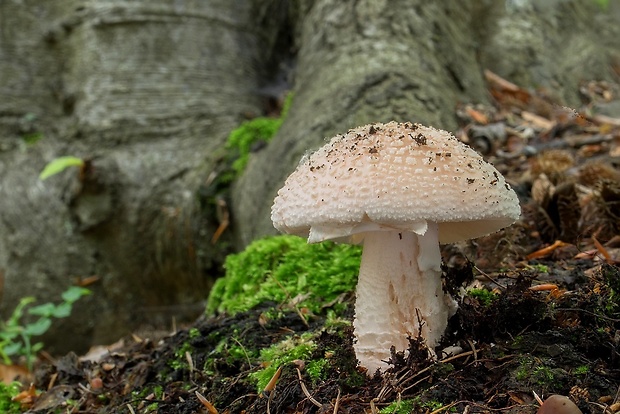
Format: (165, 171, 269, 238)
(272, 121, 520, 243)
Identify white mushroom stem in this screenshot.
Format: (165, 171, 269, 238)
(353, 222, 456, 374)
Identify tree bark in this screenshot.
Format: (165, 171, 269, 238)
(0, 0, 279, 352)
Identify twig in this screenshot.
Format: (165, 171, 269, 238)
(270, 275, 309, 327)
(429, 400, 461, 414)
(439, 350, 475, 364)
(231, 337, 253, 368)
(264, 366, 282, 393)
(296, 368, 322, 407)
(401, 375, 430, 393)
(466, 339, 478, 362)
(333, 388, 341, 414)
(592, 236, 615, 264)
(473, 265, 506, 289)
(555, 308, 620, 322)
(185, 351, 194, 381)
(526, 240, 569, 260)
(195, 391, 219, 414)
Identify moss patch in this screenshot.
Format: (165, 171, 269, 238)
(0, 382, 22, 414)
(226, 93, 293, 178)
(206, 235, 361, 316)
(249, 333, 316, 391)
(467, 288, 498, 307)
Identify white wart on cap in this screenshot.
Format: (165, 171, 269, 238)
(271, 121, 520, 374)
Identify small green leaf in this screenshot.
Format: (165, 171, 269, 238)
(24, 318, 52, 336)
(7, 297, 36, 326)
(28, 303, 56, 317)
(0, 325, 21, 340)
(51, 302, 72, 318)
(39, 156, 84, 180)
(2, 342, 22, 356)
(61, 286, 91, 304)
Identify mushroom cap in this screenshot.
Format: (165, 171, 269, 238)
(536, 395, 583, 414)
(271, 122, 521, 244)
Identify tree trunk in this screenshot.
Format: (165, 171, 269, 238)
(0, 0, 280, 352)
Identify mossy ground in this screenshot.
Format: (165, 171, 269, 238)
(206, 235, 361, 316)
(21, 259, 619, 414)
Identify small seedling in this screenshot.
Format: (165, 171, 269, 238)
(0, 286, 91, 370)
(39, 156, 84, 180)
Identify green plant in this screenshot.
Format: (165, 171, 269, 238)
(0, 286, 91, 369)
(39, 156, 84, 180)
(306, 359, 328, 383)
(0, 382, 22, 414)
(600, 264, 620, 316)
(381, 396, 449, 414)
(206, 235, 361, 316)
(515, 357, 557, 387)
(574, 365, 589, 375)
(468, 288, 498, 307)
(22, 132, 43, 146)
(527, 263, 549, 273)
(249, 333, 316, 391)
(594, 0, 609, 9)
(380, 399, 416, 414)
(226, 93, 293, 177)
(188, 328, 200, 339)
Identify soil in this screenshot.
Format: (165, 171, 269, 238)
(19, 74, 620, 413)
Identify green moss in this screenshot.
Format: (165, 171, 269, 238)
(226, 339, 256, 364)
(514, 357, 557, 387)
(532, 365, 555, 385)
(250, 333, 317, 391)
(380, 399, 416, 414)
(594, 0, 609, 9)
(526, 263, 549, 273)
(574, 365, 589, 375)
(132, 384, 164, 403)
(324, 310, 352, 331)
(226, 93, 293, 177)
(0, 382, 22, 414)
(306, 359, 328, 383)
(22, 132, 43, 146)
(206, 235, 361, 316)
(433, 362, 455, 377)
(381, 396, 450, 413)
(468, 288, 498, 307)
(600, 264, 620, 316)
(168, 341, 194, 370)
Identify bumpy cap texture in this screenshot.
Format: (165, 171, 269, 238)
(271, 121, 520, 244)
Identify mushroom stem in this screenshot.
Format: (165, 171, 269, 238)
(353, 222, 455, 374)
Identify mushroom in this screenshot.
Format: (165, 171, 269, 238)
(536, 395, 583, 414)
(271, 121, 520, 374)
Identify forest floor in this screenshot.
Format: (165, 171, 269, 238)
(17, 73, 620, 413)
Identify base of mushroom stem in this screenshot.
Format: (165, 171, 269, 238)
(352, 226, 455, 375)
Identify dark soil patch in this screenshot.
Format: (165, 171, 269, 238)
(25, 261, 619, 414)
